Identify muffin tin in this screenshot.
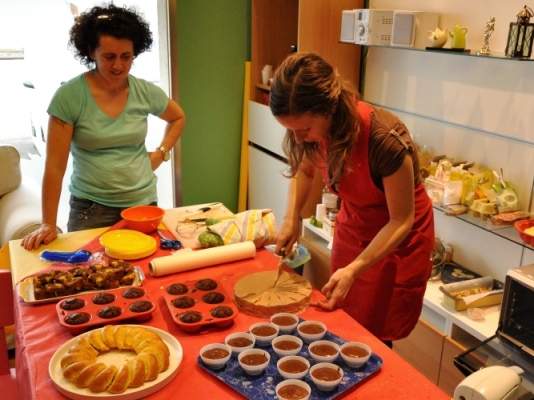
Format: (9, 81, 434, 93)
(163, 278, 238, 333)
(56, 285, 157, 334)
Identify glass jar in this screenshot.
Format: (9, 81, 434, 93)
(322, 186, 338, 213)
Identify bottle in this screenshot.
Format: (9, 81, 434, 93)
(322, 186, 338, 213)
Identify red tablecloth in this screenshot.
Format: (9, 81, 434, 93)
(14, 228, 450, 400)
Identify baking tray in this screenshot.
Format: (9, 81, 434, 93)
(18, 265, 145, 304)
(163, 277, 238, 333)
(198, 319, 383, 399)
(56, 285, 157, 335)
(440, 276, 504, 311)
(441, 263, 481, 284)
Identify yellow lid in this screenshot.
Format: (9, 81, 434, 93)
(99, 229, 157, 260)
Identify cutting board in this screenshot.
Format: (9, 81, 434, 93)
(162, 203, 235, 249)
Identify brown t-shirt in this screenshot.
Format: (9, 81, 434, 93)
(367, 104, 422, 191)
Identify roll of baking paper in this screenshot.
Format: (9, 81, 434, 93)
(148, 241, 257, 277)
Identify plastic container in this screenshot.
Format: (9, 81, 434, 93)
(99, 230, 157, 260)
(56, 285, 157, 335)
(163, 278, 238, 333)
(322, 187, 338, 213)
(120, 205, 165, 233)
(515, 219, 534, 246)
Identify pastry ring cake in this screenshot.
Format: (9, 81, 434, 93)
(60, 325, 170, 394)
(234, 270, 312, 317)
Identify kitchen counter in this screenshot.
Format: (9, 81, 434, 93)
(9, 223, 450, 399)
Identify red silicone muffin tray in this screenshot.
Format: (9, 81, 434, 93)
(56, 285, 157, 335)
(163, 278, 238, 333)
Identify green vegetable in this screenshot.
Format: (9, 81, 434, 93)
(205, 218, 221, 226)
(198, 231, 224, 248)
(310, 215, 323, 229)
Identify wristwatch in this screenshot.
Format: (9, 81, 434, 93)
(157, 146, 171, 161)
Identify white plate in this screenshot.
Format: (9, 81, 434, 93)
(49, 325, 183, 400)
(18, 266, 145, 304)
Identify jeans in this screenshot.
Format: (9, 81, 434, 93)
(67, 195, 157, 232)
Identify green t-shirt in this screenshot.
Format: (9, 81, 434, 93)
(47, 74, 169, 207)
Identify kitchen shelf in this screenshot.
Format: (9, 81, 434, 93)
(433, 205, 531, 248)
(301, 218, 332, 252)
(350, 43, 534, 62)
(256, 83, 270, 91)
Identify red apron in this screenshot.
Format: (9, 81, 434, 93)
(321, 101, 434, 341)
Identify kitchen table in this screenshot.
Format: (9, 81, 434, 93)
(9, 224, 451, 400)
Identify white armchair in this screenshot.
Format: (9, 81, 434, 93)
(0, 145, 62, 247)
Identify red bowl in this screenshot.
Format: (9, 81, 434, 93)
(514, 219, 534, 246)
(121, 205, 165, 233)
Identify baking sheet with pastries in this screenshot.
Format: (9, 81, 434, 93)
(18, 265, 145, 304)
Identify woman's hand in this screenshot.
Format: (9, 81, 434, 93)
(274, 218, 300, 256)
(148, 151, 164, 171)
(21, 223, 58, 250)
(312, 267, 355, 311)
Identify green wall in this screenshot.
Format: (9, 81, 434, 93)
(177, 1, 251, 213)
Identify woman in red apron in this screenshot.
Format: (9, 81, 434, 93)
(270, 53, 434, 345)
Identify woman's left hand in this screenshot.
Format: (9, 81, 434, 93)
(311, 267, 355, 311)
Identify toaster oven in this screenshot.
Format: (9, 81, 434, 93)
(454, 264, 534, 394)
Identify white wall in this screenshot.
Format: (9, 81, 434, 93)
(363, 0, 534, 281)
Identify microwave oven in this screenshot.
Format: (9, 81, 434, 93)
(454, 264, 534, 394)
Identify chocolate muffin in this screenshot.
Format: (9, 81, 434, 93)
(195, 278, 217, 291)
(92, 292, 115, 305)
(210, 306, 234, 319)
(178, 311, 203, 323)
(202, 292, 225, 304)
(97, 306, 122, 319)
(60, 298, 85, 310)
(128, 301, 153, 313)
(172, 296, 195, 309)
(122, 287, 145, 299)
(167, 283, 188, 295)
(65, 312, 90, 325)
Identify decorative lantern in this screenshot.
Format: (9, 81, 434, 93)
(505, 5, 534, 58)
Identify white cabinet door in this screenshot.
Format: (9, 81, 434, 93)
(248, 146, 289, 226)
(248, 101, 286, 158)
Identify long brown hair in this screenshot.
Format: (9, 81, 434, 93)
(269, 53, 359, 186)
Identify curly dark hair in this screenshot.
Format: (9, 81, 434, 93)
(269, 53, 360, 186)
(68, 2, 153, 69)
